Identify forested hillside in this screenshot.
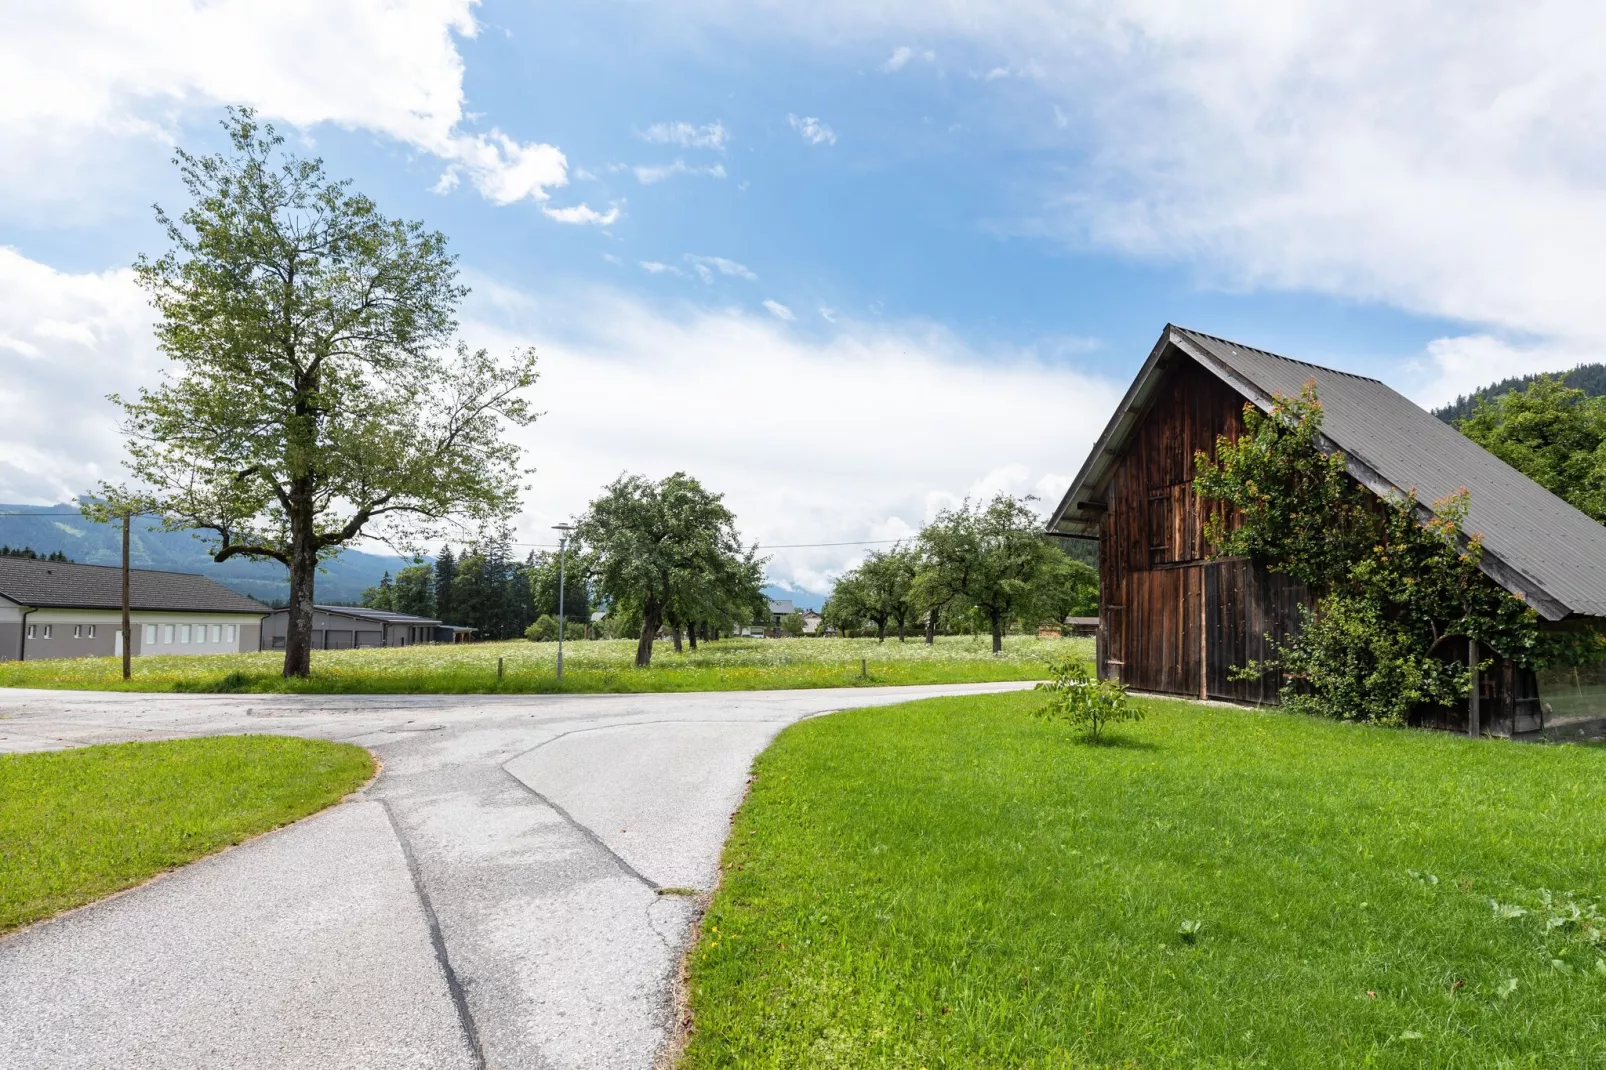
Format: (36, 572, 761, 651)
(0, 505, 414, 605)
(1433, 363, 1606, 422)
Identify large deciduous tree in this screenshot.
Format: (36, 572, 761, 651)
(829, 545, 918, 642)
(576, 472, 764, 667)
(115, 109, 537, 676)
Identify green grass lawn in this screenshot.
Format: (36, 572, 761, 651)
(0, 735, 374, 933)
(0, 635, 1079, 694)
(684, 692, 1606, 1068)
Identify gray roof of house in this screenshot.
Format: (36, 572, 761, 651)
(263, 604, 442, 625)
(1048, 324, 1606, 621)
(0, 556, 268, 614)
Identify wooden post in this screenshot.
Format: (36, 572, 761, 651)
(1467, 637, 1480, 739)
(121, 513, 132, 681)
(498, 656, 504, 681)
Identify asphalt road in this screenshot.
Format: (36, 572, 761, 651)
(0, 681, 1031, 1070)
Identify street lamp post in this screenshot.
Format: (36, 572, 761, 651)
(553, 523, 575, 683)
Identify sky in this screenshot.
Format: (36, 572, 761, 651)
(5, 0, 1606, 600)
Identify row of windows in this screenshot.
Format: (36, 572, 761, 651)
(144, 623, 238, 646)
(24, 623, 238, 644)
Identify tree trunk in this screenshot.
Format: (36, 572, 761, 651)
(687, 622, 698, 651)
(283, 533, 319, 678)
(876, 620, 886, 642)
(671, 618, 684, 653)
(925, 607, 938, 645)
(636, 600, 662, 668)
(990, 611, 1003, 655)
(897, 618, 905, 642)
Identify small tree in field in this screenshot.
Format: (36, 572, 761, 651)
(780, 611, 806, 637)
(115, 109, 537, 677)
(1034, 657, 1142, 742)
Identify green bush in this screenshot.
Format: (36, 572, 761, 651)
(1034, 656, 1142, 741)
(525, 615, 558, 642)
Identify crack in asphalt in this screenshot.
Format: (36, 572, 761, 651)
(498, 766, 663, 891)
(378, 799, 487, 1070)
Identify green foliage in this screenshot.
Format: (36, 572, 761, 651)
(913, 493, 1058, 653)
(1193, 382, 1586, 724)
(685, 690, 1606, 1068)
(1434, 361, 1606, 424)
(1025, 549, 1099, 630)
(392, 563, 436, 618)
(576, 472, 766, 666)
(115, 107, 537, 677)
(1457, 376, 1606, 522)
(360, 571, 395, 611)
(780, 611, 806, 637)
(1033, 656, 1142, 740)
(0, 546, 69, 561)
(827, 546, 919, 641)
(526, 614, 559, 642)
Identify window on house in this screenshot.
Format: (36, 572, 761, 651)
(26, 624, 36, 639)
(180, 624, 192, 644)
(74, 624, 83, 639)
(41, 624, 52, 639)
(87, 625, 96, 639)
(226, 624, 237, 643)
(163, 624, 174, 644)
(211, 625, 221, 643)
(145, 624, 158, 644)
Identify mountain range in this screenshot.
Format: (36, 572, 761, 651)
(0, 505, 415, 605)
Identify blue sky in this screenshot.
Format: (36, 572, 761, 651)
(4, 1, 1603, 597)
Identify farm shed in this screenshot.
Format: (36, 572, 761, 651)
(1046, 325, 1606, 735)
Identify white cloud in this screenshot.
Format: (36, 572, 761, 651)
(632, 160, 728, 184)
(685, 255, 758, 283)
(540, 202, 621, 226)
(640, 121, 728, 150)
(1, 0, 568, 208)
(1408, 335, 1599, 411)
(762, 299, 795, 321)
(457, 284, 1123, 595)
(787, 114, 837, 146)
(0, 250, 1124, 593)
(0, 248, 157, 503)
(818, 306, 837, 323)
(679, 1, 1606, 376)
(639, 261, 684, 276)
(884, 45, 935, 72)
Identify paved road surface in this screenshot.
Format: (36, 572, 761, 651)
(0, 682, 1030, 1069)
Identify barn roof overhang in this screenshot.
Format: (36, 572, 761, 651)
(1046, 324, 1593, 622)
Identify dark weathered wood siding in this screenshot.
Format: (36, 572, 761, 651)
(1096, 360, 1308, 701)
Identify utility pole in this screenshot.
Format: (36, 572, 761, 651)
(121, 512, 132, 681)
(553, 523, 575, 683)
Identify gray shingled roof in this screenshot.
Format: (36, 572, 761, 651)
(1048, 324, 1606, 621)
(262, 605, 442, 625)
(0, 556, 268, 614)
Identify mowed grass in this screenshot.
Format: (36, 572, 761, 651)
(0, 735, 374, 933)
(683, 692, 1606, 1068)
(0, 635, 1079, 694)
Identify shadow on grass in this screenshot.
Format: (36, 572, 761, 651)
(1070, 733, 1159, 751)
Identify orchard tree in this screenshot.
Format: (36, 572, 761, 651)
(916, 494, 1056, 653)
(1026, 548, 1099, 631)
(113, 110, 537, 676)
(829, 545, 918, 642)
(576, 472, 764, 667)
(114, 111, 536, 669)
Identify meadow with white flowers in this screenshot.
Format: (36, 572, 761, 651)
(0, 634, 1091, 694)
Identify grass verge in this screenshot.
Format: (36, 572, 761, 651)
(0, 635, 1079, 694)
(0, 735, 374, 933)
(682, 691, 1606, 1068)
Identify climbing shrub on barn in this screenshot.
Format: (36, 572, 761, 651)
(1193, 381, 1577, 724)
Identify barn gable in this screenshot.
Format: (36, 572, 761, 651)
(1049, 325, 1606, 622)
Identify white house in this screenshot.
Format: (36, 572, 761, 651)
(0, 556, 267, 661)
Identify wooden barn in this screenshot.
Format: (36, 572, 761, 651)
(1046, 325, 1606, 735)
